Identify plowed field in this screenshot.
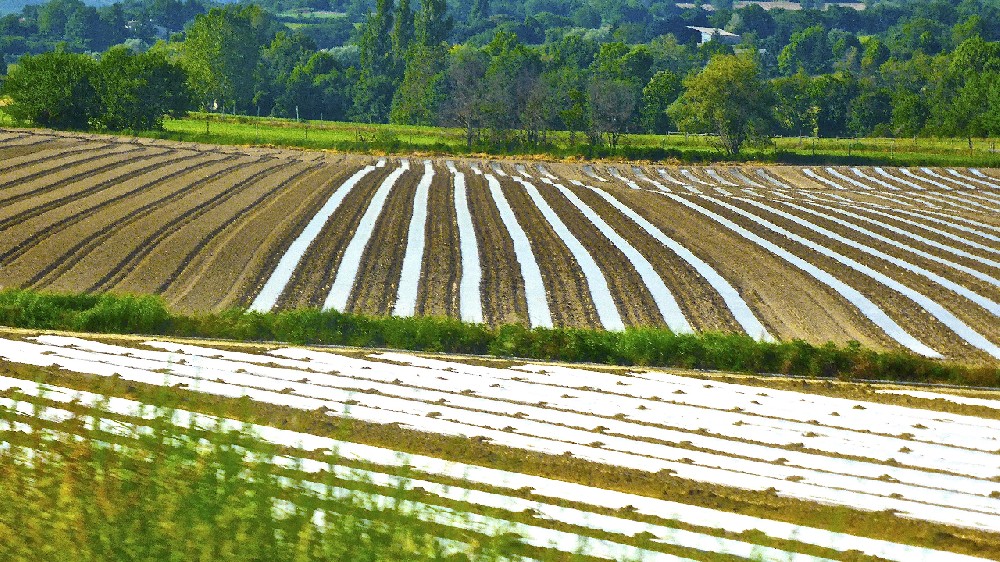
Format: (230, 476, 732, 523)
(2, 129, 999, 362)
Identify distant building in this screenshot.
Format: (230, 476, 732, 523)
(687, 26, 742, 46)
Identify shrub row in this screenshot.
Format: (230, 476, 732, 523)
(0, 288, 996, 387)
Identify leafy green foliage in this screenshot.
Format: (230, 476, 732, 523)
(0, 288, 995, 387)
(668, 53, 775, 156)
(1, 50, 98, 129)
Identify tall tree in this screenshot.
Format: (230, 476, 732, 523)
(94, 46, 191, 131)
(441, 45, 489, 147)
(353, 0, 395, 122)
(668, 53, 775, 156)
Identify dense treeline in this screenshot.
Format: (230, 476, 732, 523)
(3, 0, 1000, 152)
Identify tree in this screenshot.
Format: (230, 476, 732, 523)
(772, 69, 817, 138)
(181, 5, 276, 111)
(353, 0, 396, 122)
(2, 50, 99, 129)
(668, 53, 775, 156)
(390, 44, 447, 125)
(589, 77, 637, 148)
(778, 25, 830, 75)
(640, 70, 681, 134)
(94, 46, 192, 131)
(441, 45, 488, 148)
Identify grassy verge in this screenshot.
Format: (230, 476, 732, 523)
(132, 113, 1000, 167)
(0, 288, 996, 387)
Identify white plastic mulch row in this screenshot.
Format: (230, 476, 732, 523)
(579, 183, 768, 339)
(955, 168, 1000, 189)
(657, 169, 701, 194)
(733, 197, 1000, 315)
(551, 178, 690, 333)
(393, 160, 434, 317)
(513, 176, 624, 330)
(7, 337, 1000, 531)
(6, 378, 934, 562)
(325, 159, 410, 311)
(875, 389, 1000, 410)
(485, 173, 552, 328)
(249, 163, 378, 312)
(773, 200, 1000, 289)
(448, 161, 484, 323)
(706, 169, 739, 186)
(797, 201, 1000, 269)
(727, 168, 765, 188)
(0, 344, 998, 561)
(607, 167, 641, 190)
(658, 193, 939, 357)
(699, 195, 1000, 359)
(35, 335, 1000, 457)
(851, 201, 1000, 244)
(631, 167, 671, 192)
(582, 165, 608, 182)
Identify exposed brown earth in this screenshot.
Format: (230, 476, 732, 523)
(2, 129, 997, 361)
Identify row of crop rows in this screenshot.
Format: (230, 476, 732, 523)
(2, 134, 996, 359)
(552, 163, 999, 361)
(0, 334, 995, 560)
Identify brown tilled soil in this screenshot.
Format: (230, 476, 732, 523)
(461, 164, 529, 326)
(109, 161, 321, 298)
(3, 128, 998, 360)
(495, 172, 601, 329)
(169, 155, 368, 311)
(275, 164, 396, 309)
(346, 164, 421, 316)
(33, 157, 282, 292)
(415, 163, 462, 318)
(530, 177, 664, 328)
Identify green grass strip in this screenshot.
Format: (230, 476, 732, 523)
(0, 288, 996, 387)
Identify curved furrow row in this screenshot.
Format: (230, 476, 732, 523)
(347, 162, 421, 316)
(449, 161, 483, 323)
(248, 163, 379, 312)
(83, 160, 314, 295)
(660, 192, 938, 356)
(696, 195, 1000, 359)
(799, 201, 1000, 269)
(324, 160, 411, 312)
(771, 200, 1000, 290)
(499, 173, 600, 328)
(393, 161, 435, 317)
(0, 154, 229, 265)
(22, 158, 284, 291)
(463, 165, 530, 325)
(0, 144, 149, 200)
(134, 163, 327, 300)
(171, 159, 368, 311)
(534, 176, 669, 330)
(414, 163, 462, 318)
(0, 140, 110, 176)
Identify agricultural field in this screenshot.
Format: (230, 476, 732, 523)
(1, 128, 999, 362)
(0, 330, 999, 560)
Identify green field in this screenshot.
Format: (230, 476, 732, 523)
(133, 112, 1000, 167)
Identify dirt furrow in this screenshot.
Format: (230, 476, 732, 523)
(346, 166, 420, 316)
(167, 157, 370, 312)
(531, 180, 662, 328)
(559, 182, 745, 333)
(75, 159, 299, 294)
(0, 153, 228, 266)
(110, 162, 321, 299)
(17, 157, 276, 292)
(462, 166, 528, 326)
(0, 144, 143, 196)
(0, 140, 109, 174)
(495, 175, 599, 329)
(275, 166, 397, 310)
(415, 163, 461, 318)
(609, 188, 892, 349)
(695, 196, 997, 361)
